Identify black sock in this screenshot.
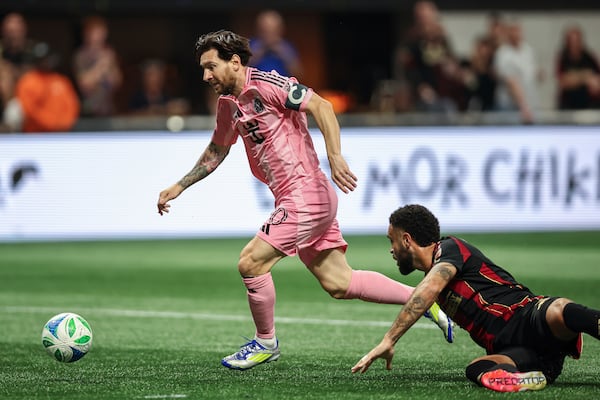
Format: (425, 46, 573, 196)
(563, 303, 600, 339)
(466, 361, 519, 385)
(494, 363, 518, 373)
(465, 360, 496, 385)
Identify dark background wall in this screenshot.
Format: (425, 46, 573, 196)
(2, 1, 598, 113)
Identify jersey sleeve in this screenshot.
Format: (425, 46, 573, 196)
(434, 237, 468, 274)
(258, 75, 314, 113)
(211, 96, 238, 146)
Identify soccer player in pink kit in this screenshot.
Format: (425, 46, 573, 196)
(157, 30, 453, 370)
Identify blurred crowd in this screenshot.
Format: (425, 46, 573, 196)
(1, 3, 600, 133)
(0, 12, 191, 133)
(378, 1, 600, 124)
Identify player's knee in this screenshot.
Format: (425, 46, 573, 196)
(320, 281, 347, 299)
(545, 298, 576, 337)
(238, 250, 258, 276)
(547, 298, 572, 325)
(237, 247, 273, 277)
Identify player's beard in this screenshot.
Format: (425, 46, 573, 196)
(396, 254, 415, 275)
(218, 83, 234, 96)
(211, 75, 235, 96)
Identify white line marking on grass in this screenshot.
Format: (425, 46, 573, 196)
(142, 395, 187, 399)
(1, 305, 437, 329)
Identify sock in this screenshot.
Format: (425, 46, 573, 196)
(465, 360, 497, 385)
(494, 363, 519, 373)
(465, 361, 518, 385)
(563, 303, 600, 339)
(243, 273, 276, 340)
(343, 270, 414, 304)
(255, 336, 277, 349)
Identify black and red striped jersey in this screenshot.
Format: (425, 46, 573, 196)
(435, 236, 543, 353)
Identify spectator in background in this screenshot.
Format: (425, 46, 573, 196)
(0, 58, 13, 119)
(493, 18, 540, 124)
(556, 25, 600, 110)
(396, 0, 465, 112)
(14, 42, 80, 133)
(484, 12, 507, 52)
(1, 12, 36, 77)
(249, 10, 302, 78)
(128, 59, 189, 116)
(73, 15, 122, 116)
(460, 36, 497, 111)
(0, 12, 37, 120)
(129, 59, 169, 115)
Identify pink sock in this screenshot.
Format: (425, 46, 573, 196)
(243, 273, 276, 339)
(343, 270, 414, 304)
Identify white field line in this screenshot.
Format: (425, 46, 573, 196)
(1, 305, 436, 329)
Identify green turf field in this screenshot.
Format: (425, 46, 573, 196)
(1, 232, 599, 399)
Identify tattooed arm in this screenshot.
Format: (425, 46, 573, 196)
(351, 262, 457, 374)
(157, 141, 231, 215)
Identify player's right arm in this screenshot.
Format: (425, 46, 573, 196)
(157, 141, 230, 215)
(351, 261, 457, 374)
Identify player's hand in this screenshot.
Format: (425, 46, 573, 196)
(351, 338, 395, 374)
(157, 184, 183, 216)
(328, 154, 357, 194)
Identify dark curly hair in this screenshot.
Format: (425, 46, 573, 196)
(389, 204, 440, 246)
(194, 30, 253, 66)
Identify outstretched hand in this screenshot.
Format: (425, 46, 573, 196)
(328, 154, 357, 194)
(157, 183, 183, 215)
(351, 338, 395, 374)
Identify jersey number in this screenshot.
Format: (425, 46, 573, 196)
(243, 120, 264, 144)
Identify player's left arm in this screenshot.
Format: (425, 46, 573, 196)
(351, 262, 457, 374)
(304, 92, 357, 194)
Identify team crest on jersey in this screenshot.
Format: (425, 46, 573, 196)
(253, 98, 264, 113)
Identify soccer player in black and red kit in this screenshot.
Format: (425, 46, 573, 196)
(352, 204, 600, 393)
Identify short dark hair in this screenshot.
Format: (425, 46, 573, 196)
(194, 30, 252, 66)
(389, 204, 440, 246)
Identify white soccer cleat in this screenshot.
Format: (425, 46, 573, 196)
(221, 338, 280, 370)
(424, 302, 455, 343)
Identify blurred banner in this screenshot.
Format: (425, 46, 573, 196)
(1, 126, 599, 241)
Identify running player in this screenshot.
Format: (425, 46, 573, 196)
(157, 30, 453, 371)
(352, 204, 599, 392)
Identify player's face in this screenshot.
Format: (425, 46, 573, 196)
(387, 225, 415, 275)
(199, 49, 237, 96)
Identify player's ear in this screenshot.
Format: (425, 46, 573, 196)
(230, 54, 241, 70)
(402, 231, 412, 248)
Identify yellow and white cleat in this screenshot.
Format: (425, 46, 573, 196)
(221, 338, 280, 370)
(424, 302, 455, 343)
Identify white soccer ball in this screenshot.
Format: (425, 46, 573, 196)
(41, 312, 93, 363)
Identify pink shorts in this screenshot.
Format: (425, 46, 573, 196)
(257, 177, 348, 266)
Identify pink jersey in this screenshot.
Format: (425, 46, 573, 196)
(211, 67, 326, 198)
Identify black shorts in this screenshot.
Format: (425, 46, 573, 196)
(492, 297, 582, 384)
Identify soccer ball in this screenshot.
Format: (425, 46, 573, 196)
(41, 312, 93, 362)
